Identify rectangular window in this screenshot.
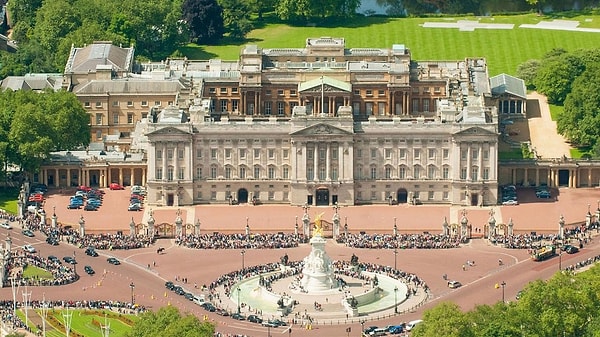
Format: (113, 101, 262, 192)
(277, 102, 285, 115)
(428, 166, 435, 179)
(112, 112, 119, 124)
(461, 149, 467, 160)
(210, 167, 217, 179)
(357, 149, 362, 158)
(211, 149, 217, 159)
(95, 130, 102, 140)
(290, 89, 296, 96)
(434, 87, 441, 94)
(443, 149, 449, 159)
(232, 100, 239, 112)
(399, 167, 406, 179)
(127, 101, 133, 107)
(84, 102, 91, 108)
(443, 191, 449, 200)
(220, 87, 227, 94)
(156, 168, 163, 180)
(277, 89, 284, 96)
(268, 167, 275, 179)
(414, 149, 420, 159)
(127, 113, 133, 124)
(385, 149, 392, 159)
(141, 101, 148, 107)
(178, 149, 184, 159)
(156, 150, 162, 160)
(370, 167, 377, 180)
(283, 149, 289, 159)
(240, 149, 246, 159)
(265, 102, 272, 115)
(472, 148, 478, 160)
(220, 100, 227, 112)
(225, 167, 232, 179)
(265, 90, 271, 96)
(225, 149, 231, 159)
(428, 149, 436, 159)
(239, 167, 246, 179)
(167, 167, 174, 181)
(366, 90, 373, 96)
(319, 148, 326, 160)
(268, 149, 275, 159)
(413, 166, 420, 179)
(96, 101, 102, 108)
(167, 149, 173, 159)
(307, 167, 314, 180)
(209, 88, 216, 93)
(155, 101, 161, 106)
(308, 149, 314, 160)
(483, 168, 490, 180)
(385, 167, 392, 179)
(484, 150, 489, 160)
(112, 101, 119, 107)
(423, 99, 430, 112)
(96, 114, 102, 125)
(178, 167, 184, 180)
(254, 149, 260, 159)
(443, 167, 449, 179)
(196, 167, 202, 179)
(412, 98, 419, 112)
(472, 167, 478, 181)
(371, 149, 377, 159)
(399, 149, 406, 159)
(461, 168, 467, 180)
(428, 191, 434, 200)
(283, 167, 289, 179)
(254, 166, 260, 179)
(378, 90, 385, 96)
(354, 89, 360, 95)
(232, 88, 238, 93)
(423, 87, 430, 93)
(196, 149, 202, 158)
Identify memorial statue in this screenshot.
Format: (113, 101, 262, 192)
(313, 212, 325, 237)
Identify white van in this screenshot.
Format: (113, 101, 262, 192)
(405, 319, 423, 331)
(193, 294, 205, 305)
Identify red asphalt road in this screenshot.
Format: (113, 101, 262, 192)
(3, 186, 600, 336)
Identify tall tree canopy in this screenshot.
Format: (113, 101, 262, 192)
(126, 306, 214, 337)
(182, 0, 224, 44)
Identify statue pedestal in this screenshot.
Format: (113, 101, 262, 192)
(300, 236, 337, 293)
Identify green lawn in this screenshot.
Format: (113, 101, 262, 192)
(548, 104, 564, 121)
(16, 309, 138, 337)
(0, 186, 18, 214)
(22, 265, 54, 280)
(180, 13, 600, 76)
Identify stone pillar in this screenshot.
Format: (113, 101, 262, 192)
(442, 217, 449, 236)
(175, 210, 183, 237)
(326, 144, 331, 181)
(245, 223, 250, 236)
(558, 214, 565, 239)
(461, 212, 469, 238)
(130, 217, 136, 238)
(40, 211, 46, 227)
(5, 236, 12, 258)
(332, 212, 340, 240)
(78, 216, 85, 237)
(488, 211, 496, 239)
(507, 218, 514, 236)
(147, 210, 155, 238)
(195, 218, 200, 235)
(302, 213, 311, 237)
(51, 213, 57, 228)
(586, 204, 592, 227)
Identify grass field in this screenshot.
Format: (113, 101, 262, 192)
(181, 13, 600, 76)
(22, 265, 54, 280)
(0, 186, 18, 214)
(16, 309, 137, 337)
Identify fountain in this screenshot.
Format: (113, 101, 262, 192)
(299, 213, 337, 292)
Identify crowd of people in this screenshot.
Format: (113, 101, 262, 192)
(0, 209, 18, 223)
(336, 232, 465, 249)
(6, 250, 78, 287)
(176, 232, 306, 250)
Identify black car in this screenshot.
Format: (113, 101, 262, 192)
(48, 255, 60, 263)
(46, 237, 59, 245)
(84, 265, 95, 275)
(165, 281, 175, 290)
(201, 302, 216, 312)
(21, 229, 35, 237)
(173, 286, 185, 295)
(107, 257, 121, 265)
(231, 313, 246, 320)
(67, 203, 81, 209)
(247, 315, 263, 323)
(184, 292, 195, 301)
(85, 247, 99, 257)
(84, 204, 98, 211)
(565, 245, 579, 254)
(63, 256, 77, 264)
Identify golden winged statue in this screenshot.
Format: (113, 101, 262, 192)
(313, 212, 325, 237)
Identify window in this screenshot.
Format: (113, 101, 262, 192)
(385, 149, 392, 159)
(423, 99, 430, 112)
(196, 149, 202, 158)
(434, 87, 441, 94)
(232, 88, 238, 93)
(268, 149, 275, 159)
(240, 149, 246, 159)
(239, 167, 246, 179)
(428, 191, 434, 200)
(254, 149, 260, 159)
(155, 101, 161, 106)
(357, 149, 362, 158)
(209, 88, 216, 93)
(156, 150, 162, 160)
(178, 149, 184, 159)
(371, 149, 377, 159)
(210, 166, 217, 179)
(113, 113, 119, 124)
(112, 101, 119, 107)
(461, 149, 467, 160)
(428, 166, 435, 179)
(211, 149, 217, 159)
(196, 167, 202, 179)
(283, 167, 289, 179)
(167, 149, 173, 159)
(265, 90, 272, 96)
(484, 150, 489, 160)
(268, 191, 274, 201)
(332, 167, 338, 180)
(385, 167, 392, 179)
(127, 101, 133, 107)
(399, 167, 406, 179)
(472, 148, 478, 160)
(96, 114, 102, 125)
(481, 167, 489, 181)
(96, 130, 102, 140)
(277, 102, 285, 115)
(220, 88, 227, 94)
(461, 168, 467, 180)
(319, 148, 326, 160)
(472, 167, 478, 181)
(370, 167, 377, 180)
(127, 113, 134, 124)
(290, 89, 296, 96)
(378, 90, 385, 96)
(156, 168, 163, 180)
(308, 149, 314, 160)
(423, 87, 430, 93)
(428, 149, 435, 159)
(412, 98, 419, 112)
(413, 166, 420, 179)
(414, 149, 420, 159)
(268, 167, 275, 179)
(443, 149, 449, 159)
(277, 89, 284, 96)
(307, 167, 314, 180)
(178, 167, 184, 180)
(96, 101, 102, 108)
(141, 101, 148, 107)
(84, 102, 91, 108)
(225, 149, 231, 159)
(264, 101, 272, 115)
(412, 87, 419, 93)
(290, 102, 298, 112)
(167, 167, 174, 181)
(225, 167, 232, 179)
(221, 100, 228, 112)
(283, 149, 289, 159)
(442, 166, 449, 179)
(399, 149, 406, 159)
(232, 100, 239, 112)
(354, 89, 360, 95)
(254, 166, 260, 179)
(319, 166, 326, 180)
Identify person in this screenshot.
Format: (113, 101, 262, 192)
(498, 259, 503, 266)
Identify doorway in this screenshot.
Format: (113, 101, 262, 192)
(397, 188, 408, 204)
(238, 188, 249, 203)
(470, 193, 478, 206)
(167, 193, 174, 206)
(332, 195, 338, 205)
(307, 195, 313, 205)
(558, 169, 570, 186)
(316, 189, 329, 206)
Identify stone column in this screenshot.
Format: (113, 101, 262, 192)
(326, 144, 331, 181)
(507, 218, 514, 236)
(147, 210, 155, 238)
(332, 212, 340, 240)
(302, 212, 310, 237)
(195, 219, 201, 235)
(586, 204, 592, 227)
(488, 210, 496, 239)
(130, 218, 136, 238)
(79, 216, 85, 237)
(442, 217, 449, 236)
(175, 210, 183, 237)
(558, 214, 565, 239)
(313, 144, 318, 181)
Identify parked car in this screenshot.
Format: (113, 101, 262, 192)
(84, 204, 98, 211)
(67, 203, 81, 209)
(63, 256, 77, 264)
(502, 199, 519, 206)
(247, 315, 263, 323)
(22, 245, 36, 253)
(22, 229, 35, 237)
(0, 222, 12, 229)
(84, 265, 95, 275)
(405, 319, 423, 331)
(165, 281, 175, 290)
(46, 236, 59, 245)
(109, 183, 125, 190)
(448, 280, 462, 289)
(536, 191, 552, 198)
(231, 313, 246, 320)
(565, 245, 579, 254)
(128, 203, 143, 211)
(48, 255, 60, 263)
(85, 247, 99, 257)
(107, 257, 121, 265)
(202, 302, 216, 312)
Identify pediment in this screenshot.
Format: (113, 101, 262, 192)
(291, 123, 352, 136)
(146, 126, 192, 137)
(454, 126, 497, 136)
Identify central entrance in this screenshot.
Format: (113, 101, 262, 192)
(397, 188, 408, 204)
(238, 188, 249, 203)
(316, 188, 329, 206)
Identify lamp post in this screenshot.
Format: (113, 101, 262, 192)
(559, 248, 563, 271)
(237, 287, 241, 314)
(129, 282, 135, 305)
(393, 248, 398, 270)
(500, 281, 506, 303)
(241, 250, 246, 270)
(394, 286, 398, 314)
(73, 251, 77, 276)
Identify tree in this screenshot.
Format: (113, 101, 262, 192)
(218, 0, 253, 40)
(182, 0, 224, 45)
(411, 302, 474, 337)
(534, 53, 584, 104)
(516, 59, 540, 90)
(126, 306, 214, 337)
